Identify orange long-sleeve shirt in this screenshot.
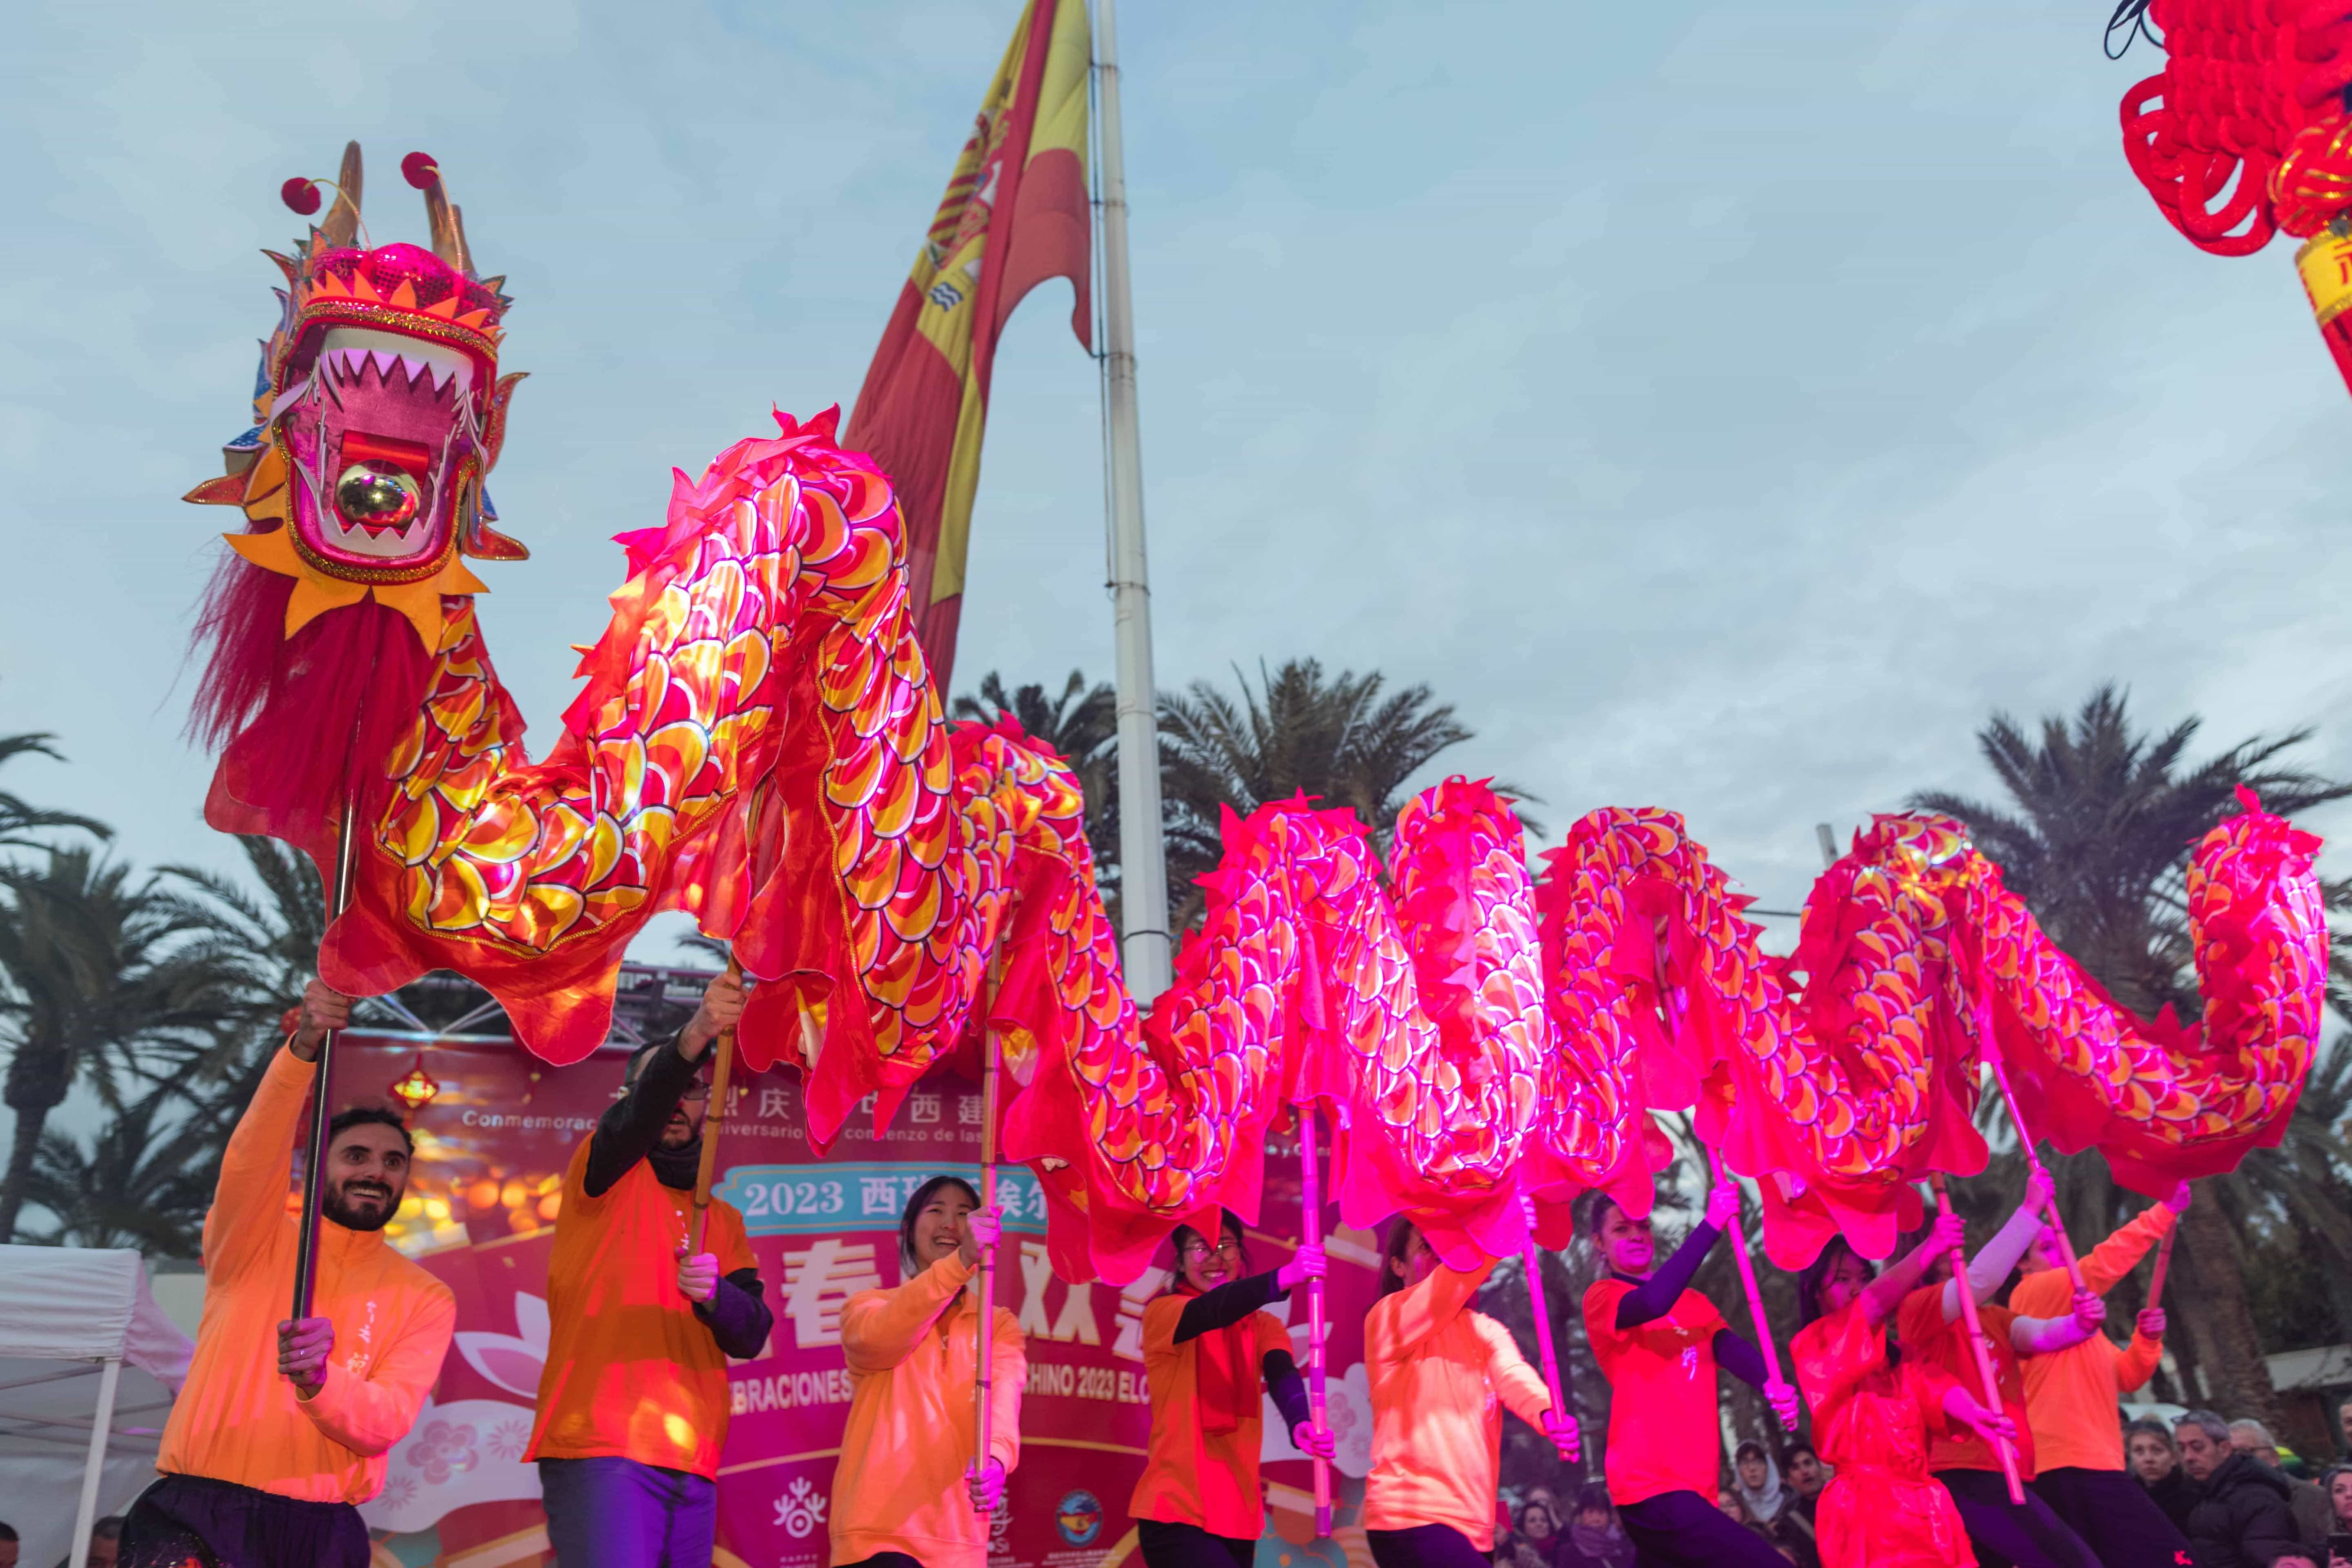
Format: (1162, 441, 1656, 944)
(829, 1253, 1024, 1568)
(155, 1045, 455, 1504)
(524, 1136, 756, 1477)
(1129, 1291, 1291, 1538)
(2010, 1205, 2174, 1473)
(1363, 1259, 1550, 1548)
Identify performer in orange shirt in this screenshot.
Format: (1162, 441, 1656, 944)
(1789, 1209, 2017, 1568)
(1895, 1172, 2105, 1568)
(829, 1176, 1023, 1568)
(1581, 1170, 1799, 1568)
(1131, 1211, 1335, 1568)
(2016, 1183, 2192, 1568)
(121, 980, 456, 1568)
(1362, 1220, 1577, 1568)
(526, 971, 773, 1568)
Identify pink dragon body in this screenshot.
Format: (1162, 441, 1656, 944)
(191, 150, 2325, 1284)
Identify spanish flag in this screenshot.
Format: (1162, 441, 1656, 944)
(845, 0, 1093, 688)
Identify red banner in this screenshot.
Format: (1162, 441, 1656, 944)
(325, 1037, 1390, 1568)
(842, 0, 1094, 687)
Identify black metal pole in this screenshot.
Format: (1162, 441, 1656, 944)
(291, 798, 360, 1321)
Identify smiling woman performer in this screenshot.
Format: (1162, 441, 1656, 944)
(1131, 1212, 1335, 1568)
(1580, 1172, 1799, 1568)
(1363, 1219, 1578, 1568)
(120, 980, 456, 1568)
(829, 1176, 1025, 1568)
(1788, 1209, 2015, 1568)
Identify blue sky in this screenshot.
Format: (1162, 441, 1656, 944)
(5, 2, 2350, 1041)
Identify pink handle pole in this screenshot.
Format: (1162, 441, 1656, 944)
(973, 947, 1005, 1512)
(1522, 1231, 1578, 1464)
(1932, 1173, 2025, 1503)
(1299, 1104, 1331, 1539)
(1707, 1150, 1792, 1431)
(1984, 1055, 2086, 1295)
(2146, 1227, 2175, 1312)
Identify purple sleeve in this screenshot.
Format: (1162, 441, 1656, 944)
(1615, 1222, 1722, 1329)
(693, 1267, 773, 1360)
(1263, 1349, 1311, 1434)
(1174, 1269, 1287, 1343)
(1713, 1327, 1770, 1390)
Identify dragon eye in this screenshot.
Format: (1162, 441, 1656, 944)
(335, 464, 421, 527)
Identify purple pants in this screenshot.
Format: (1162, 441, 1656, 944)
(119, 1473, 368, 1568)
(538, 1457, 717, 1568)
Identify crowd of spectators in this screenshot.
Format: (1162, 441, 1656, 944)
(1498, 1394, 2352, 1568)
(0, 1517, 116, 1568)
(2122, 1403, 2352, 1568)
(18, 1394, 2352, 1567)
(1495, 1480, 1639, 1568)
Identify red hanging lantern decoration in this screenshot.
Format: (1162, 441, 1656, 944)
(2116, 0, 2352, 393)
(389, 1052, 441, 1112)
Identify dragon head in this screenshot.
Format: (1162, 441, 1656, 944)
(187, 142, 526, 645)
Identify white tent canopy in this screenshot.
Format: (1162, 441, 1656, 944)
(0, 1246, 193, 1568)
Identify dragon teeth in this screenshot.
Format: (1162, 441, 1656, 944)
(317, 327, 473, 393)
(324, 346, 461, 394)
(326, 509, 431, 557)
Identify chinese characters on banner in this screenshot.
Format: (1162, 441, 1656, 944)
(328, 1038, 1388, 1568)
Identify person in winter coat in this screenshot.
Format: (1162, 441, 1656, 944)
(2129, 1417, 2201, 1537)
(2177, 1411, 2305, 1568)
(1733, 1441, 1819, 1568)
(2232, 1420, 2336, 1555)
(1554, 1484, 1636, 1568)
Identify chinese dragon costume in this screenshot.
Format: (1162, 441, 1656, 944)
(188, 146, 2324, 1282)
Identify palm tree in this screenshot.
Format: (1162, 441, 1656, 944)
(0, 847, 255, 1241)
(1910, 684, 2352, 1430)
(25, 1074, 218, 1255)
(956, 661, 1519, 932)
(1910, 685, 2352, 1019)
(151, 835, 330, 1136)
(952, 670, 1122, 882)
(0, 734, 111, 850)
(1159, 659, 1527, 928)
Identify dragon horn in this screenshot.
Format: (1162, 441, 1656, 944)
(450, 204, 477, 279)
(319, 141, 363, 247)
(405, 151, 476, 279)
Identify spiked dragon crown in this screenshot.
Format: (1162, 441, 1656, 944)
(185, 142, 527, 646)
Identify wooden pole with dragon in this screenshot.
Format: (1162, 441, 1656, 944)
(184, 141, 526, 1313)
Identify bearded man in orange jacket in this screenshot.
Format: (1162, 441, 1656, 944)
(120, 980, 456, 1568)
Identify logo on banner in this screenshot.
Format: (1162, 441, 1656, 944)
(1055, 1489, 1102, 1546)
(716, 1161, 1049, 1237)
(773, 1475, 827, 1539)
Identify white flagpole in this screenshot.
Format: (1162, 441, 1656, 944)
(1093, 0, 1172, 1004)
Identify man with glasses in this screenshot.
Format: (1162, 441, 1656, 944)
(526, 971, 774, 1568)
